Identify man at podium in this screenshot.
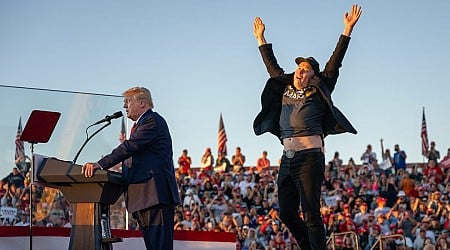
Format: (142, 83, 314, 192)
(82, 86, 181, 250)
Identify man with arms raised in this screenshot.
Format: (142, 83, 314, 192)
(253, 5, 362, 249)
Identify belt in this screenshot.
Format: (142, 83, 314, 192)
(283, 148, 322, 159)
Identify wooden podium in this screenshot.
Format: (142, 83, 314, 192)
(36, 157, 125, 250)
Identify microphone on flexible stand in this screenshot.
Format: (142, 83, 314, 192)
(72, 111, 123, 165)
(92, 111, 123, 125)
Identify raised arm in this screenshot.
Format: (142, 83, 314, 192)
(253, 17, 267, 46)
(343, 4, 362, 37)
(322, 4, 362, 92)
(253, 17, 284, 77)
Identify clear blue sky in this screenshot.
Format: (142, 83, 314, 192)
(1, 1, 449, 177)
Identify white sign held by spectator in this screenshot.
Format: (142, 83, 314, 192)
(324, 195, 339, 207)
(1, 207, 17, 221)
(379, 159, 392, 170)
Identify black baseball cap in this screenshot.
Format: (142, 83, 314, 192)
(295, 57, 320, 75)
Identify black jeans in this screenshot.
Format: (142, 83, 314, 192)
(277, 150, 326, 250)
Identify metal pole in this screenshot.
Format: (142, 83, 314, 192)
(29, 143, 35, 250)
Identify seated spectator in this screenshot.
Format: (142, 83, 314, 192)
(183, 188, 201, 210)
(360, 144, 377, 166)
(440, 148, 450, 170)
(426, 141, 441, 163)
(354, 202, 369, 226)
(400, 172, 417, 197)
(239, 174, 255, 197)
(341, 234, 356, 250)
(255, 151, 270, 173)
(180, 210, 193, 229)
(271, 230, 286, 249)
(393, 144, 407, 174)
(231, 147, 246, 173)
(208, 194, 227, 223)
(219, 212, 238, 233)
(215, 152, 231, 173)
(14, 155, 31, 175)
(242, 228, 259, 249)
(177, 149, 192, 176)
(424, 159, 443, 184)
(414, 219, 436, 245)
(200, 147, 214, 174)
(7, 167, 25, 189)
(374, 197, 390, 218)
(423, 237, 435, 250)
(14, 211, 29, 226)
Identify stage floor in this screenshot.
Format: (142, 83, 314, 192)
(0, 226, 236, 250)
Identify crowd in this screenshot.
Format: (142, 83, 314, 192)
(1, 142, 450, 250)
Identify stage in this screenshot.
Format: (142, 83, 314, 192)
(0, 226, 236, 250)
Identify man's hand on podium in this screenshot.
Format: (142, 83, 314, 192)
(81, 162, 102, 178)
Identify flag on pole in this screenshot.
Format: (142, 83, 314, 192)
(218, 113, 228, 156)
(119, 116, 126, 143)
(15, 117, 25, 161)
(421, 107, 429, 157)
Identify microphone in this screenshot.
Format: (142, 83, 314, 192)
(73, 111, 123, 164)
(92, 111, 123, 125)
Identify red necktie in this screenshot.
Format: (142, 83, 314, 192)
(130, 123, 137, 136)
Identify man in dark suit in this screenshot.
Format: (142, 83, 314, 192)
(82, 86, 180, 249)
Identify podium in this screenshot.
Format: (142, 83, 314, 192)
(36, 157, 125, 250)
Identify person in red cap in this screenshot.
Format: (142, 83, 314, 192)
(374, 197, 390, 218)
(253, 5, 362, 250)
(339, 213, 356, 232)
(190, 216, 201, 231)
(394, 228, 413, 248)
(367, 223, 381, 248)
(354, 202, 370, 226)
(181, 210, 193, 229)
(343, 203, 350, 210)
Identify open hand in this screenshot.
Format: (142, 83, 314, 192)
(344, 4, 362, 28)
(81, 162, 101, 178)
(343, 4, 362, 36)
(253, 17, 265, 38)
(253, 17, 267, 46)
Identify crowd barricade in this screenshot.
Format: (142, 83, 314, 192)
(370, 234, 406, 250)
(327, 231, 359, 250)
(0, 226, 236, 250)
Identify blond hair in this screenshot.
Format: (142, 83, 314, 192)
(123, 86, 153, 109)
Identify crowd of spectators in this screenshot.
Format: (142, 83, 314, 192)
(0, 156, 72, 228)
(2, 143, 450, 250)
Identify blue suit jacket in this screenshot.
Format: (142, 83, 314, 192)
(98, 109, 180, 211)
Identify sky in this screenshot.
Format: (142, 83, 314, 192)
(1, 1, 449, 178)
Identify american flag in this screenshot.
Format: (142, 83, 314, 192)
(119, 116, 126, 143)
(15, 117, 25, 161)
(218, 113, 228, 156)
(421, 107, 429, 156)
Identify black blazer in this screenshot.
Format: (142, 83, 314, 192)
(253, 35, 357, 140)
